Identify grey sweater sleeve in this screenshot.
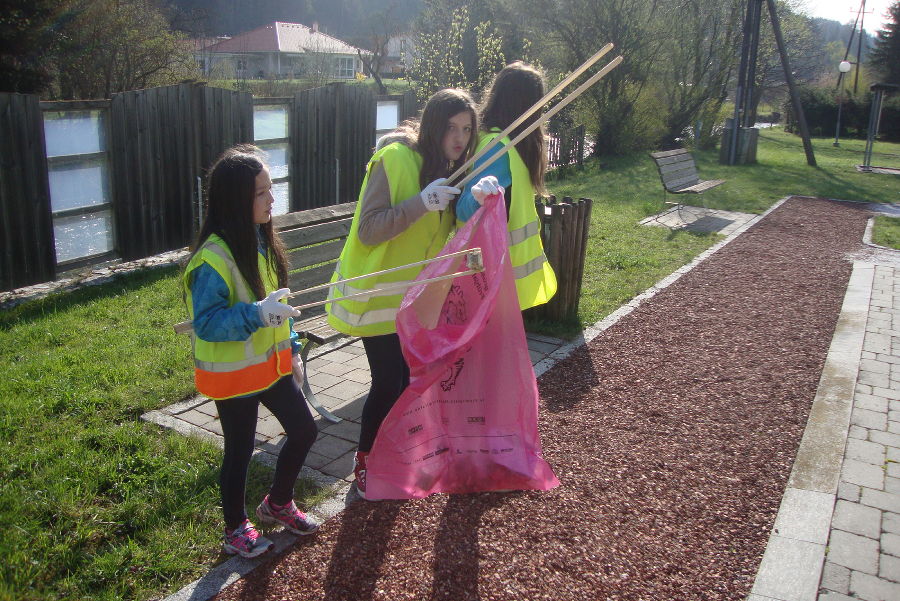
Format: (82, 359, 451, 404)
(357, 159, 429, 246)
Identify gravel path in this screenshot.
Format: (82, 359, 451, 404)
(213, 197, 869, 601)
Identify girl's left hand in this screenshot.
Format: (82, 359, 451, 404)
(472, 176, 501, 205)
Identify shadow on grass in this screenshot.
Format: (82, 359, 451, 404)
(0, 264, 180, 330)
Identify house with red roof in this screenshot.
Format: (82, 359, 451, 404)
(195, 22, 368, 80)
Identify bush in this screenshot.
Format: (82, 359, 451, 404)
(784, 85, 900, 142)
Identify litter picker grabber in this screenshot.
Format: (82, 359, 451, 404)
(172, 247, 485, 335)
(444, 43, 615, 186)
(451, 54, 624, 190)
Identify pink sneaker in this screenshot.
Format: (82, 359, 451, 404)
(354, 452, 368, 494)
(255, 495, 319, 535)
(222, 519, 272, 558)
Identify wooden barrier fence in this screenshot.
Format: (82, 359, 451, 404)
(0, 84, 419, 292)
(525, 195, 593, 322)
(547, 124, 586, 178)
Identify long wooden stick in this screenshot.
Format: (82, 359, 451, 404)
(454, 55, 624, 189)
(173, 248, 483, 334)
(446, 43, 614, 186)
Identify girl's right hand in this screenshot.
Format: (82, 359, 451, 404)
(256, 288, 301, 327)
(420, 178, 461, 211)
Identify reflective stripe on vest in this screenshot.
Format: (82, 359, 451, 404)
(508, 220, 540, 246)
(478, 131, 557, 309)
(183, 235, 292, 399)
(194, 339, 292, 372)
(325, 142, 452, 337)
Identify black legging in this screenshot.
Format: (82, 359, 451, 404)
(215, 375, 318, 529)
(358, 333, 410, 452)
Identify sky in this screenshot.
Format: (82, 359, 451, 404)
(799, 0, 894, 30)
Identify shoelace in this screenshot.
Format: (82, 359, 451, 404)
(279, 502, 308, 526)
(228, 521, 258, 545)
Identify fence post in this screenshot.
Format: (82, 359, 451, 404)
(525, 194, 592, 323)
(573, 197, 593, 306)
(0, 93, 55, 291)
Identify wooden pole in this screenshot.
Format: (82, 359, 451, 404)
(446, 43, 614, 185)
(454, 55, 624, 189)
(765, 0, 816, 167)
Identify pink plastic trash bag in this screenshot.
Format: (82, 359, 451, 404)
(365, 192, 560, 499)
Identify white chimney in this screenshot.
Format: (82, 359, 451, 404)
(312, 22, 318, 33)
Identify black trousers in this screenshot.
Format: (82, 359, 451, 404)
(358, 333, 410, 453)
(215, 375, 318, 529)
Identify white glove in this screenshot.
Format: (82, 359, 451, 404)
(471, 175, 501, 206)
(420, 178, 461, 211)
(256, 288, 300, 327)
(291, 354, 305, 388)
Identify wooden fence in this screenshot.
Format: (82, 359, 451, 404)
(294, 84, 374, 210)
(109, 84, 253, 261)
(525, 195, 593, 321)
(0, 93, 55, 291)
(0, 84, 418, 292)
(547, 124, 586, 177)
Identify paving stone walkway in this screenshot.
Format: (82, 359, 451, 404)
(818, 264, 900, 601)
(143, 332, 568, 486)
(748, 258, 900, 601)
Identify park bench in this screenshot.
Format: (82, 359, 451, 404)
(649, 148, 725, 221)
(273, 202, 358, 424)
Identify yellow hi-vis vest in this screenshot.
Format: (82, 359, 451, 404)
(182, 234, 292, 400)
(478, 131, 557, 309)
(326, 142, 453, 337)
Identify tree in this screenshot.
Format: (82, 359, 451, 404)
(351, 2, 405, 94)
(51, 0, 195, 99)
(0, 0, 67, 94)
(870, 1, 900, 83)
(509, 0, 667, 155)
(407, 4, 505, 101)
(655, 0, 744, 148)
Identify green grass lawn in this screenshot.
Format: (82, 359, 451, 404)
(0, 268, 324, 601)
(872, 215, 900, 249)
(0, 126, 897, 601)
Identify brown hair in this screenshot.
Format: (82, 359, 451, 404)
(479, 61, 547, 193)
(190, 144, 288, 301)
(415, 88, 478, 189)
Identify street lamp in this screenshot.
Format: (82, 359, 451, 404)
(833, 60, 853, 147)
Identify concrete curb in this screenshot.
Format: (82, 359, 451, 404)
(748, 262, 873, 601)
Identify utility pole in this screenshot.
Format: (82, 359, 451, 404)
(728, 0, 816, 167)
(855, 0, 866, 94)
(765, 0, 816, 166)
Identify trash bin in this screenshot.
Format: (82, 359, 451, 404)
(719, 118, 759, 164)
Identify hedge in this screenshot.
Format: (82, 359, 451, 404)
(784, 85, 900, 142)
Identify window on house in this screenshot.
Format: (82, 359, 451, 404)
(197, 59, 205, 71)
(236, 59, 248, 71)
(336, 57, 354, 78)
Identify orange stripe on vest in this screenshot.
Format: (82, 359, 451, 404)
(194, 347, 292, 400)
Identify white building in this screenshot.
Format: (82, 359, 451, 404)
(194, 21, 368, 80)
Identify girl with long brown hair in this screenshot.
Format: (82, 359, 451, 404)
(456, 62, 558, 310)
(183, 144, 319, 557)
(325, 88, 479, 500)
